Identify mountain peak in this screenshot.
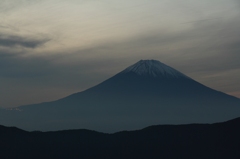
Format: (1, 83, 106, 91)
(121, 59, 189, 78)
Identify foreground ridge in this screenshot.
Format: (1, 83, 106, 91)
(0, 117, 240, 159)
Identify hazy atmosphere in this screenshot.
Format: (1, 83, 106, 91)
(1, 0, 240, 108)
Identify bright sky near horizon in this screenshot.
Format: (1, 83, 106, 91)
(0, 0, 240, 108)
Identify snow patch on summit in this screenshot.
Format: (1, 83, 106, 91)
(121, 60, 190, 78)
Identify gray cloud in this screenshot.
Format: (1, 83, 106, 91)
(0, 0, 240, 108)
(1, 14, 238, 82)
(125, 18, 240, 72)
(0, 0, 42, 12)
(54, 15, 239, 99)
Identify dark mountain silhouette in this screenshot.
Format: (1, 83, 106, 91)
(1, 60, 240, 132)
(0, 117, 240, 159)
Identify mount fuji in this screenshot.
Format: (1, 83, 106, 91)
(1, 60, 240, 132)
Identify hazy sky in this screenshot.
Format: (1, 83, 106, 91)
(0, 0, 240, 108)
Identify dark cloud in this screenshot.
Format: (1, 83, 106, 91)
(0, 31, 51, 81)
(0, 34, 50, 48)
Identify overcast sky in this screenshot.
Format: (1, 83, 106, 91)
(0, 0, 240, 108)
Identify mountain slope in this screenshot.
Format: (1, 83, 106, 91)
(1, 117, 240, 159)
(1, 60, 240, 132)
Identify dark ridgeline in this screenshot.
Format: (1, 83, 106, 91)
(0, 117, 240, 159)
(1, 60, 240, 132)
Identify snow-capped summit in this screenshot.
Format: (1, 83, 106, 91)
(121, 59, 189, 78)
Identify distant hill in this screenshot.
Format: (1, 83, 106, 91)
(0, 117, 240, 159)
(1, 60, 240, 132)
